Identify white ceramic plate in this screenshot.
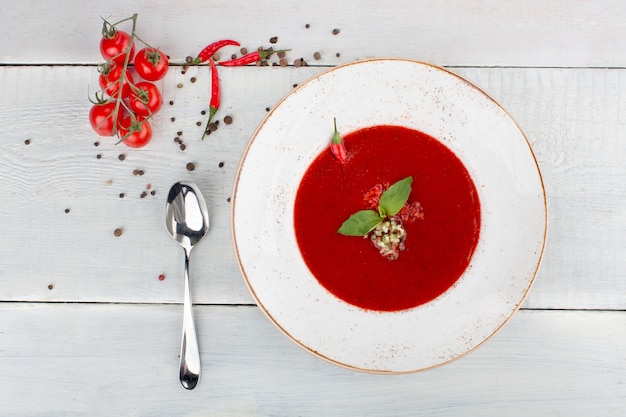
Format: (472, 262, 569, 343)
(231, 58, 547, 373)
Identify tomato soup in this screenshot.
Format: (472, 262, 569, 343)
(294, 125, 481, 311)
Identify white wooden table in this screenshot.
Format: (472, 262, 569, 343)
(1, 1, 624, 415)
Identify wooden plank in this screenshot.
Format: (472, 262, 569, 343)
(1, 0, 626, 67)
(0, 65, 624, 309)
(454, 67, 626, 310)
(0, 64, 318, 306)
(0, 303, 624, 416)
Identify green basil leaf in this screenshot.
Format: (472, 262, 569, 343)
(337, 210, 382, 236)
(378, 176, 413, 216)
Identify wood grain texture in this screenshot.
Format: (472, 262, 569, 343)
(1, 0, 626, 67)
(0, 303, 624, 417)
(0, 65, 624, 309)
(1, 1, 625, 414)
(0, 64, 317, 305)
(454, 67, 626, 310)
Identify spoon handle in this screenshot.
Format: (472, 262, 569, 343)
(179, 249, 200, 389)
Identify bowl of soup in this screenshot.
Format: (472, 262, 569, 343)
(231, 58, 546, 373)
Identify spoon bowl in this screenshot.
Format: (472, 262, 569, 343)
(165, 182, 210, 390)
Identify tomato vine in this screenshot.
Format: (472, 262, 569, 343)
(89, 13, 168, 148)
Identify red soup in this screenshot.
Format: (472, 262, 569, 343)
(294, 125, 481, 311)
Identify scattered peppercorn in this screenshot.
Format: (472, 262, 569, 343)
(224, 115, 233, 125)
(265, 107, 270, 112)
(186, 56, 193, 63)
(171, 117, 176, 122)
(140, 191, 147, 198)
(218, 161, 224, 168)
(158, 274, 165, 281)
(240, 47, 248, 55)
(332, 28, 341, 35)
(118, 154, 126, 161)
(24, 139, 31, 145)
(65, 208, 70, 214)
(180, 144, 186, 151)
(196, 121, 202, 126)
(150, 190, 156, 196)
(186, 162, 196, 171)
(146, 184, 152, 190)
(305, 23, 310, 28)
(96, 154, 102, 159)
(277, 51, 286, 58)
(201, 110, 206, 115)
(177, 83, 183, 88)
(279, 58, 287, 67)
(119, 193, 125, 198)
(169, 100, 174, 105)
(314, 52, 321, 60)
(269, 36, 278, 44)
(336, 52, 341, 58)
(177, 131, 183, 136)
(190, 77, 197, 83)
(293, 83, 298, 88)
(114, 228, 123, 237)
(94, 141, 100, 147)
(48, 284, 54, 290)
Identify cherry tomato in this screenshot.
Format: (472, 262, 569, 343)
(89, 102, 120, 136)
(134, 48, 169, 81)
(129, 82, 162, 117)
(118, 116, 153, 148)
(98, 62, 134, 98)
(100, 30, 135, 64)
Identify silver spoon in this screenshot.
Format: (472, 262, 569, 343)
(165, 181, 210, 390)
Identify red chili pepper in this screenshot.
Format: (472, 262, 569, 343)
(330, 118, 347, 163)
(219, 48, 290, 66)
(191, 39, 240, 65)
(202, 58, 220, 140)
